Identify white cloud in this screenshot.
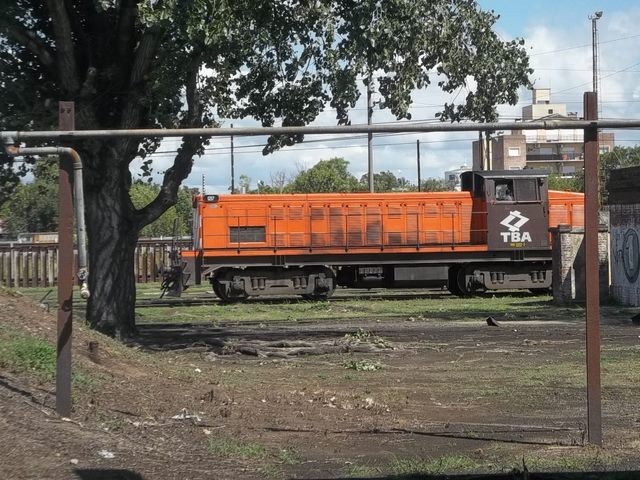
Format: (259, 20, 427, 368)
(132, 6, 640, 193)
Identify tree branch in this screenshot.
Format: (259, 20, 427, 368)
(135, 56, 205, 228)
(63, 0, 91, 66)
(46, 0, 79, 94)
(1, 23, 55, 69)
(116, 0, 139, 61)
(118, 28, 162, 131)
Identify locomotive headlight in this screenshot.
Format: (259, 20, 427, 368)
(204, 194, 219, 203)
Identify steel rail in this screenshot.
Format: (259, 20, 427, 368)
(1, 119, 640, 141)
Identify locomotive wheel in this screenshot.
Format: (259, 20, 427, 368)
(211, 279, 225, 300)
(447, 266, 472, 296)
(301, 289, 334, 301)
(447, 266, 463, 296)
(300, 267, 335, 300)
(211, 276, 248, 302)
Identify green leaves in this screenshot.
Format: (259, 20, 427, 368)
(286, 157, 360, 193)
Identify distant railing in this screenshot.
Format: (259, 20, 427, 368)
(0, 238, 191, 288)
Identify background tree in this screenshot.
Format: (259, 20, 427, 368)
(569, 146, 640, 203)
(270, 171, 290, 193)
(421, 178, 450, 192)
(129, 183, 195, 237)
(359, 170, 414, 192)
(0, 1, 531, 337)
(547, 174, 581, 193)
(598, 146, 640, 204)
(287, 158, 360, 193)
(0, 160, 58, 236)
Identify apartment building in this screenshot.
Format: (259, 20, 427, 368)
(472, 88, 614, 174)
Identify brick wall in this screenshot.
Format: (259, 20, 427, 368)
(551, 225, 609, 305)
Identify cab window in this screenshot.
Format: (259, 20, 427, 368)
(515, 179, 539, 202)
(495, 180, 514, 202)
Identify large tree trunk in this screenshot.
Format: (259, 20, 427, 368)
(84, 147, 139, 338)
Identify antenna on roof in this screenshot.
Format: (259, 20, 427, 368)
(201, 174, 205, 196)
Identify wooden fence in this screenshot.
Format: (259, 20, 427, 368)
(0, 238, 191, 288)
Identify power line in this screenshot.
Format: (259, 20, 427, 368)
(555, 60, 640, 94)
(532, 33, 640, 56)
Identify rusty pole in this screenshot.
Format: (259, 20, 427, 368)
(584, 91, 602, 445)
(56, 101, 74, 417)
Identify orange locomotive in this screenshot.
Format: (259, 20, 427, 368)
(177, 170, 583, 300)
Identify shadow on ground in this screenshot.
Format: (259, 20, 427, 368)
(74, 469, 144, 480)
(308, 472, 640, 480)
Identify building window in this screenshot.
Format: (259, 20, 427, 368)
(548, 109, 554, 114)
(509, 166, 522, 170)
(230, 226, 266, 243)
(508, 147, 520, 157)
(599, 145, 611, 154)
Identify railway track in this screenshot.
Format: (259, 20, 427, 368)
(134, 287, 454, 308)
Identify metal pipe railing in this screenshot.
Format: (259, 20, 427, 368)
(1, 118, 640, 142)
(3, 145, 90, 299)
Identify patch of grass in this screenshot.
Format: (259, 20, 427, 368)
(390, 454, 482, 476)
(130, 283, 609, 325)
(0, 334, 56, 379)
(277, 448, 299, 465)
(342, 359, 383, 371)
(208, 437, 268, 460)
(521, 448, 618, 472)
(0, 330, 99, 390)
(343, 462, 379, 478)
(259, 465, 283, 480)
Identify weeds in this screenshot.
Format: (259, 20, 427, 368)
(0, 330, 96, 389)
(390, 454, 482, 476)
(0, 334, 56, 379)
(208, 437, 268, 460)
(277, 448, 299, 465)
(343, 462, 379, 478)
(344, 328, 390, 348)
(342, 359, 383, 371)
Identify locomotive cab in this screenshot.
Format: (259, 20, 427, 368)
(461, 170, 549, 251)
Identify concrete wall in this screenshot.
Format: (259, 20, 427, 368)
(609, 167, 640, 306)
(551, 225, 609, 305)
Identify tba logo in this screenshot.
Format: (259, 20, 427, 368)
(500, 211, 531, 242)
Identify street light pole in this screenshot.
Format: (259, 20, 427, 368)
(589, 11, 602, 94)
(367, 73, 374, 193)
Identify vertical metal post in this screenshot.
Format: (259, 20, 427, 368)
(230, 123, 235, 194)
(57, 101, 74, 417)
(478, 131, 484, 170)
(367, 74, 374, 193)
(584, 91, 602, 445)
(416, 140, 421, 192)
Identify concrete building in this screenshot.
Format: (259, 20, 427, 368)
(443, 164, 471, 191)
(472, 88, 614, 174)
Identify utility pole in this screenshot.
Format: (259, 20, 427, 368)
(478, 131, 484, 170)
(230, 123, 235, 194)
(590, 11, 603, 94)
(416, 140, 422, 192)
(590, 11, 603, 116)
(367, 73, 374, 193)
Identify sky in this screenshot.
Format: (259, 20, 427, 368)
(134, 1, 640, 194)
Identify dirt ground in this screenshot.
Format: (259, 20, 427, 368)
(1, 289, 640, 480)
